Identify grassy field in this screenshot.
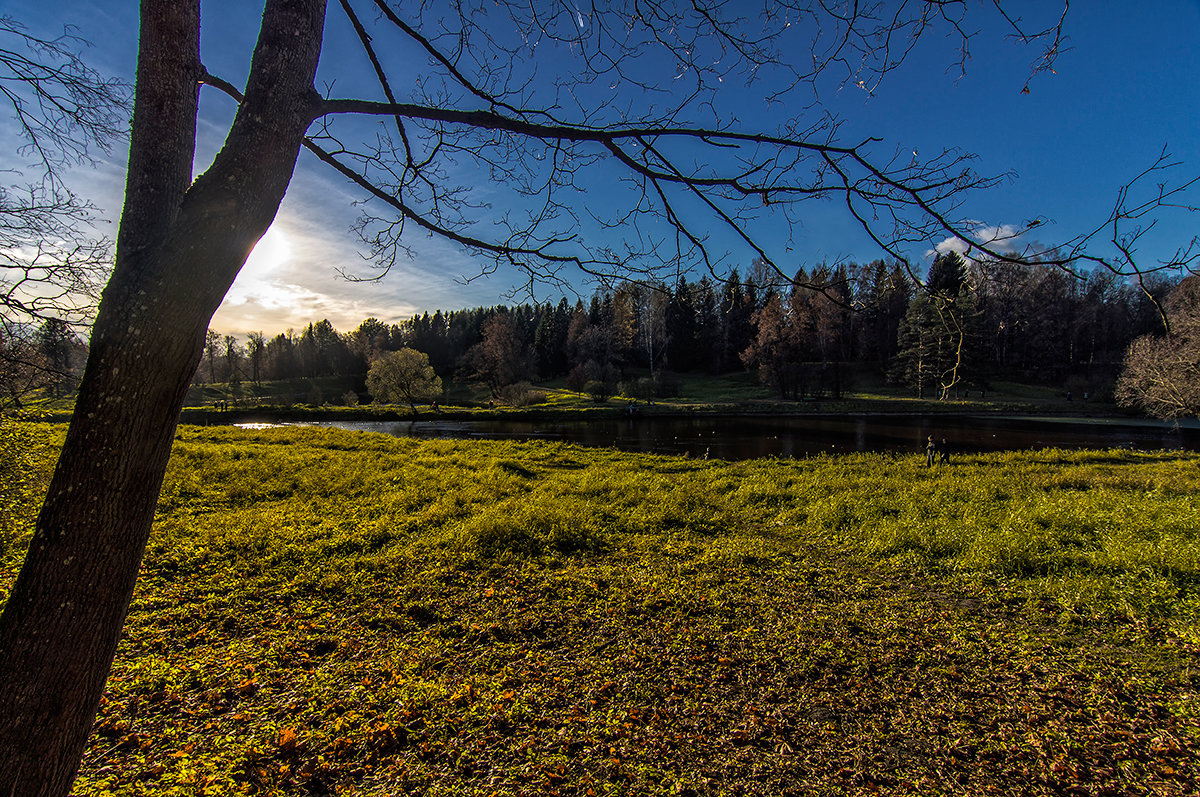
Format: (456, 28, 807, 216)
(2, 421, 1198, 795)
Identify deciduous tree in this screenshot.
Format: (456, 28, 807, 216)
(0, 17, 129, 406)
(461, 312, 530, 397)
(246, 330, 266, 388)
(742, 290, 801, 398)
(0, 17, 130, 325)
(0, 324, 48, 407)
(366, 346, 442, 412)
(1116, 276, 1200, 417)
(201, 328, 221, 385)
(0, 3, 326, 789)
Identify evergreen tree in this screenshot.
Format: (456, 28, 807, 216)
(892, 255, 983, 399)
(721, 269, 755, 372)
(927, 251, 968, 296)
(694, 276, 721, 372)
(666, 277, 698, 372)
(891, 292, 940, 399)
(264, 332, 296, 381)
(533, 300, 570, 377)
(35, 319, 82, 398)
(855, 260, 911, 363)
(790, 264, 851, 397)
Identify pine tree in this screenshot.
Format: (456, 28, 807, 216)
(892, 254, 983, 399)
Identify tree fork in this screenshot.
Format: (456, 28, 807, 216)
(0, 1, 327, 792)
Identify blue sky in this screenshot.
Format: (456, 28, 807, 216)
(4, 2, 1199, 334)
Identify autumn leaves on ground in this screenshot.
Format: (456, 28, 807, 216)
(2, 422, 1198, 796)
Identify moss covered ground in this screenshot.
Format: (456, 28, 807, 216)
(2, 421, 1198, 795)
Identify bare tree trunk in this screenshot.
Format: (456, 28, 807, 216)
(0, 1, 326, 792)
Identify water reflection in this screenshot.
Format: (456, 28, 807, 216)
(241, 414, 1200, 461)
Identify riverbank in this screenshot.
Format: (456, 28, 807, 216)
(175, 373, 1128, 423)
(3, 423, 1197, 795)
(178, 394, 1127, 424)
(21, 397, 1135, 430)
(15, 371, 1132, 424)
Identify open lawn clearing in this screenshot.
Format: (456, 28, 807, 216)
(3, 422, 1199, 795)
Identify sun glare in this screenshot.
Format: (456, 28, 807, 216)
(219, 225, 299, 319)
(243, 226, 292, 279)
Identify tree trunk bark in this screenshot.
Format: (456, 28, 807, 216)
(0, 1, 326, 793)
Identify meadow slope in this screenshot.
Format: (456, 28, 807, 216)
(2, 422, 1198, 795)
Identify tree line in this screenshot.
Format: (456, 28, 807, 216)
(192, 254, 1176, 405)
(0, 319, 88, 407)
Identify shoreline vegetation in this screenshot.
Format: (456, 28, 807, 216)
(19, 371, 1139, 425)
(2, 421, 1198, 795)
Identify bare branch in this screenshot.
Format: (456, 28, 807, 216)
(211, 3, 1191, 300)
(0, 15, 131, 180)
(0, 16, 130, 328)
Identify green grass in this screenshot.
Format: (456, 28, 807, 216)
(2, 421, 1198, 795)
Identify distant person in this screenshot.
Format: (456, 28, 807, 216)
(926, 435, 937, 467)
(940, 438, 950, 464)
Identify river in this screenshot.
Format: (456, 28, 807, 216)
(237, 414, 1200, 461)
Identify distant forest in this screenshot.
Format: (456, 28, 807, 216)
(185, 254, 1175, 404)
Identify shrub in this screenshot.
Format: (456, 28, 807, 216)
(305, 380, 323, 406)
(620, 377, 654, 401)
(499, 381, 546, 406)
(567, 360, 618, 398)
(652, 372, 682, 398)
(565, 364, 590, 392)
(584, 380, 612, 402)
(621, 373, 681, 400)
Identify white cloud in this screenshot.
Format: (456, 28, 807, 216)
(931, 222, 1025, 261)
(972, 223, 1023, 250)
(932, 236, 972, 258)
